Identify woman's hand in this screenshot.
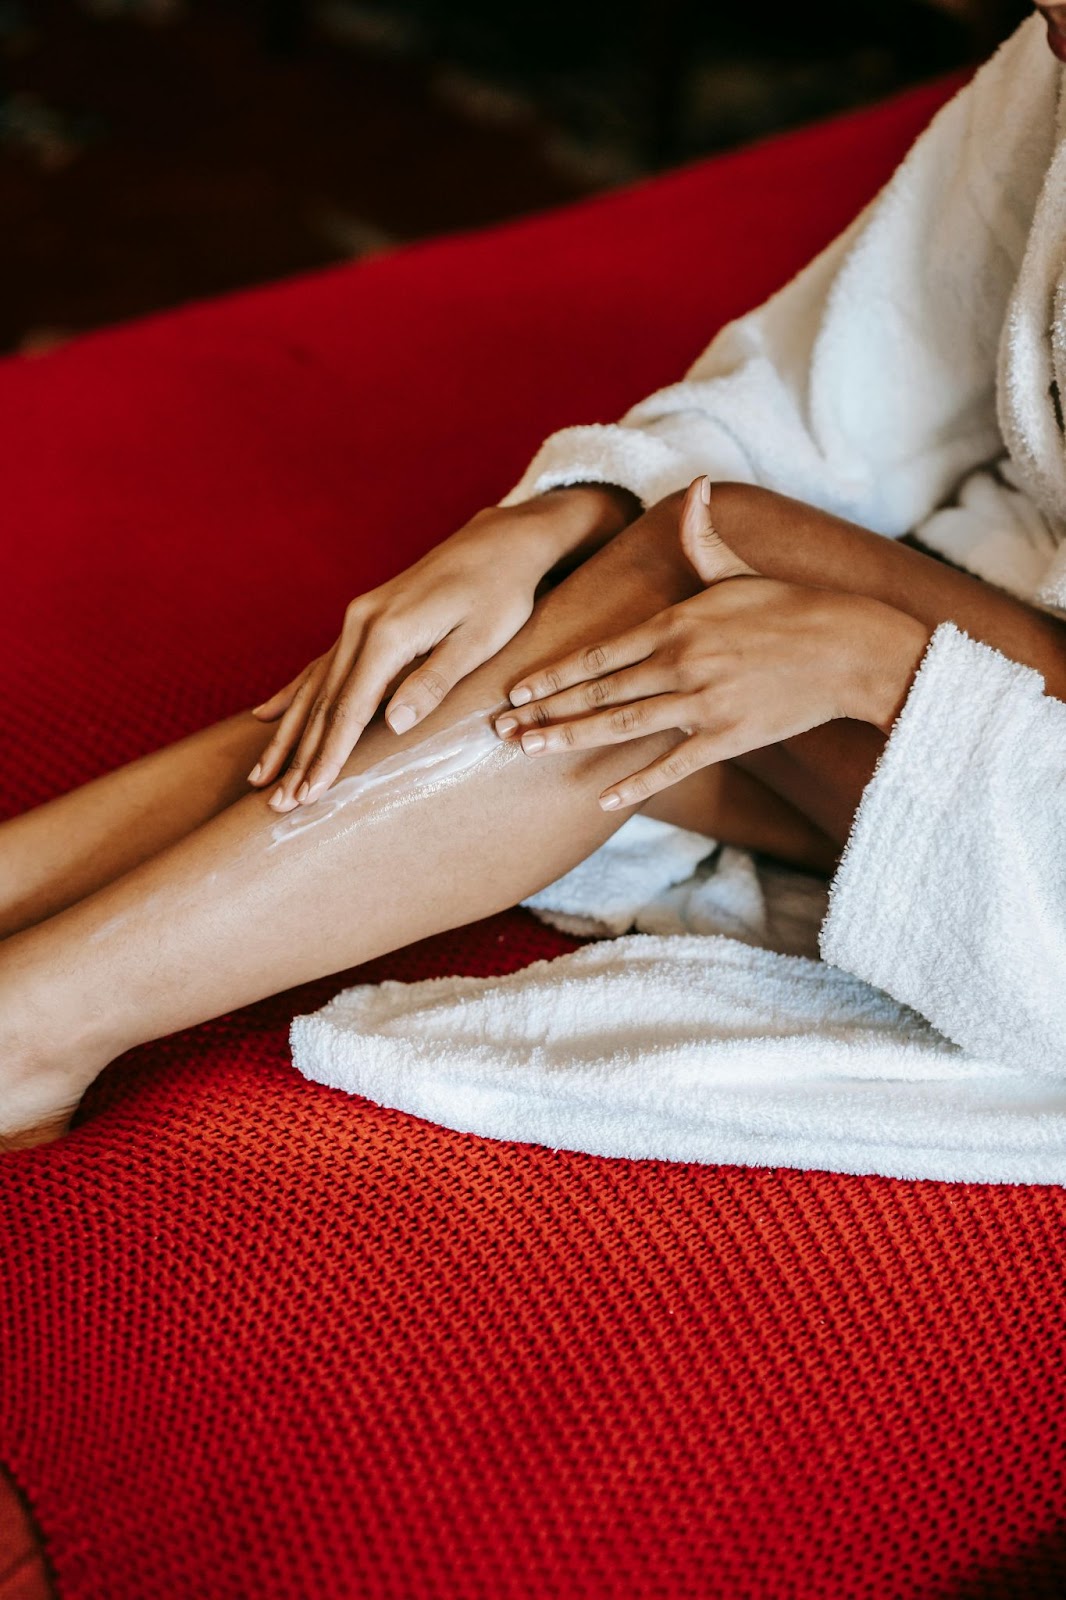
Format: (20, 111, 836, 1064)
(248, 483, 639, 811)
(495, 477, 931, 811)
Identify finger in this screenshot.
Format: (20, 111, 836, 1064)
(271, 601, 388, 806)
(288, 635, 412, 806)
(506, 619, 667, 709)
(679, 476, 757, 587)
(493, 661, 670, 740)
(598, 732, 717, 811)
(508, 692, 694, 759)
(270, 635, 366, 808)
(248, 661, 327, 787)
(383, 626, 492, 736)
(251, 667, 308, 723)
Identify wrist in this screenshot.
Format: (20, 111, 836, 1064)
(843, 598, 932, 733)
(515, 483, 641, 584)
(541, 481, 642, 552)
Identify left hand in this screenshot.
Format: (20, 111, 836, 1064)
(494, 477, 931, 812)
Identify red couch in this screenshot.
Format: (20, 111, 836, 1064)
(4, 76, 1065, 1599)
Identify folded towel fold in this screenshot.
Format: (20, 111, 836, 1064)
(290, 932, 1066, 1185)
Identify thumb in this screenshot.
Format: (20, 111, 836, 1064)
(679, 477, 757, 586)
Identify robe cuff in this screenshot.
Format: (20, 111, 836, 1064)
(819, 620, 1047, 1053)
(497, 422, 751, 510)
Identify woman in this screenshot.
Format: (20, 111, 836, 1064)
(4, 7, 1066, 1150)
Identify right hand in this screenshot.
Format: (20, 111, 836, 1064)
(248, 484, 639, 810)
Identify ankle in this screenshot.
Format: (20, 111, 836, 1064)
(0, 954, 112, 1125)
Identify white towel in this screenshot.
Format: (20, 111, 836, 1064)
(523, 816, 828, 959)
(290, 929, 1066, 1186)
(520, 814, 719, 937)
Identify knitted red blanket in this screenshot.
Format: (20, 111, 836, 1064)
(5, 75, 1063, 1599)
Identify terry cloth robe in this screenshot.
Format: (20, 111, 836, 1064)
(291, 13, 1066, 1185)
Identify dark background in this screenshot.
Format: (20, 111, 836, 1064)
(1, 0, 1030, 355)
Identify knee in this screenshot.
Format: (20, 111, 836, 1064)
(605, 490, 699, 600)
(619, 481, 768, 557)
(704, 479, 773, 535)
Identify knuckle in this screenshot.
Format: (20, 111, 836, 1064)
(543, 669, 562, 695)
(413, 666, 449, 705)
(662, 749, 691, 781)
(329, 688, 365, 729)
(528, 701, 552, 728)
(581, 645, 608, 674)
(558, 721, 576, 747)
(585, 677, 612, 707)
(360, 616, 387, 651)
(611, 704, 642, 735)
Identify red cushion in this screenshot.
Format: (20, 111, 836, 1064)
(6, 76, 1064, 1600)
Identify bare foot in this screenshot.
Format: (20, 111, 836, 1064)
(0, 979, 97, 1150)
(0, 1105, 79, 1150)
(0, 904, 124, 1147)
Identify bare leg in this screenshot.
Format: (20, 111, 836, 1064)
(2, 498, 828, 1146)
(0, 527, 829, 943)
(0, 714, 266, 937)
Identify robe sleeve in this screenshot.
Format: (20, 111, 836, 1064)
(500, 15, 1057, 540)
(819, 622, 1066, 1074)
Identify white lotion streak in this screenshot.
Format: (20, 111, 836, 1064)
(267, 702, 519, 851)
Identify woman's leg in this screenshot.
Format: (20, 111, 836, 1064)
(0, 529, 829, 944)
(2, 496, 831, 1147)
(0, 714, 267, 938)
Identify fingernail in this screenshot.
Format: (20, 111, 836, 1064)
(297, 781, 310, 803)
(251, 704, 267, 716)
(509, 686, 532, 707)
(521, 732, 545, 754)
(388, 704, 416, 734)
(247, 763, 262, 784)
(601, 792, 621, 810)
(699, 475, 712, 505)
(494, 715, 518, 737)
(269, 788, 288, 810)
(303, 779, 325, 803)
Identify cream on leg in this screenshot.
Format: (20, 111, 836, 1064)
(0, 488, 850, 943)
(0, 502, 710, 1145)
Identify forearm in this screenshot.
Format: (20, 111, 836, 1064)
(709, 481, 1066, 708)
(529, 483, 643, 583)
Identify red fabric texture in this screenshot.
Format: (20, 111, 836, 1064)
(5, 76, 1066, 1599)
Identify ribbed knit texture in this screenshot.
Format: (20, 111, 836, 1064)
(6, 72, 1064, 1600)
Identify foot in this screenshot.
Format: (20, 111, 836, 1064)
(0, 979, 101, 1150)
(0, 1104, 80, 1150)
(0, 1068, 85, 1150)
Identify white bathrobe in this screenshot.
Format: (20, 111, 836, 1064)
(291, 14, 1066, 1184)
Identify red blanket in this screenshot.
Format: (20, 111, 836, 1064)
(4, 76, 1064, 1599)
